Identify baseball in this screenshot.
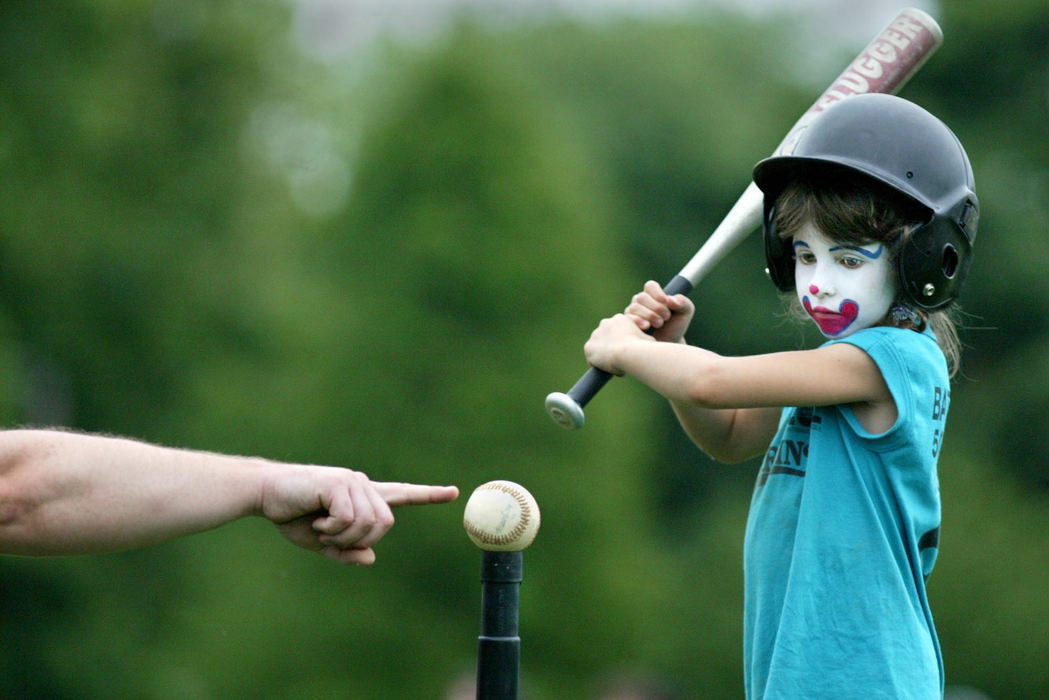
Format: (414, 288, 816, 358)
(463, 480, 541, 551)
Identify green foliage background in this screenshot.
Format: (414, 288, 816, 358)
(1, 1, 1047, 697)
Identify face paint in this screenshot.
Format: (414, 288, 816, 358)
(793, 222, 897, 338)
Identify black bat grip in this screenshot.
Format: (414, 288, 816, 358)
(545, 274, 694, 429)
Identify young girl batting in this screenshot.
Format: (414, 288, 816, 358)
(583, 93, 978, 698)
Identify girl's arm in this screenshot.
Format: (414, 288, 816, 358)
(668, 402, 783, 464)
(584, 314, 893, 462)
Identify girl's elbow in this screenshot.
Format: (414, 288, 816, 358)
(715, 446, 763, 465)
(696, 440, 758, 465)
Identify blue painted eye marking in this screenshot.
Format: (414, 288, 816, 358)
(829, 244, 884, 259)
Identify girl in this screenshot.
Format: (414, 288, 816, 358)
(583, 94, 978, 698)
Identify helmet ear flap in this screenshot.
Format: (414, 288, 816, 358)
(896, 221, 973, 310)
(763, 203, 796, 292)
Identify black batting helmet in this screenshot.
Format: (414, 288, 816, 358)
(753, 93, 978, 310)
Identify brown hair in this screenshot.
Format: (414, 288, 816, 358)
(773, 173, 962, 377)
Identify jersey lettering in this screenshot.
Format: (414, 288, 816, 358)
(757, 408, 818, 486)
(931, 385, 949, 457)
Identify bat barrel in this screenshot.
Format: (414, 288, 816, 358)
(476, 550, 523, 699)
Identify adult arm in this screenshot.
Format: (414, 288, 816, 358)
(0, 429, 458, 564)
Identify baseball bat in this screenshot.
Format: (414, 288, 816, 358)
(545, 7, 943, 430)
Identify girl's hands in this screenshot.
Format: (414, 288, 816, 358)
(584, 313, 649, 376)
(584, 281, 695, 376)
(625, 280, 695, 343)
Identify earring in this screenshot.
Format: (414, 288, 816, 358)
(890, 302, 922, 326)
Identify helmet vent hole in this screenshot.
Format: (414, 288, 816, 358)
(905, 171, 915, 179)
(941, 245, 960, 279)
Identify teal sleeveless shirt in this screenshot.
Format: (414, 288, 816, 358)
(743, 326, 948, 698)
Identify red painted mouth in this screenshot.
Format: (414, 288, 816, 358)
(803, 298, 859, 336)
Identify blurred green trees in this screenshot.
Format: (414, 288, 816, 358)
(2, 1, 1047, 698)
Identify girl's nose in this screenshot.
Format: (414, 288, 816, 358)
(809, 281, 834, 297)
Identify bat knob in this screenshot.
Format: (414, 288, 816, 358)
(545, 392, 585, 430)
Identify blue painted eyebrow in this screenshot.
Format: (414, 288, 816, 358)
(792, 241, 811, 250)
(829, 244, 884, 259)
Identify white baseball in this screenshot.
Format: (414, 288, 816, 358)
(463, 480, 541, 551)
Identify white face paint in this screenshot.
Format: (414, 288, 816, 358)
(793, 221, 897, 338)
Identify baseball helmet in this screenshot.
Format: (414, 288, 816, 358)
(753, 93, 978, 310)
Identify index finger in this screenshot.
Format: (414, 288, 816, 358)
(644, 279, 691, 313)
(642, 280, 670, 302)
(374, 482, 460, 507)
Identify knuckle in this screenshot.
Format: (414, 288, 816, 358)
(376, 513, 395, 532)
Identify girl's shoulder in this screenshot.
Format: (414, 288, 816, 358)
(826, 325, 946, 382)
(825, 324, 937, 351)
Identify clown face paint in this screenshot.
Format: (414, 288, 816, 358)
(793, 221, 897, 338)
